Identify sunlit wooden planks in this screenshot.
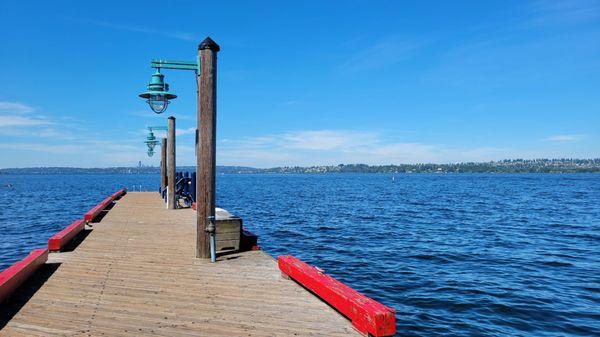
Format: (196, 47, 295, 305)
(0, 192, 361, 337)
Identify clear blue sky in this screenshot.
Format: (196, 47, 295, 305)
(1, 0, 598, 168)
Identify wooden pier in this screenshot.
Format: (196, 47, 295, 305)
(0, 192, 362, 336)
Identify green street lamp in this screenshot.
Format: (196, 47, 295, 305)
(139, 69, 178, 114)
(143, 126, 168, 157)
(145, 131, 158, 156)
(139, 58, 202, 114)
(140, 37, 220, 261)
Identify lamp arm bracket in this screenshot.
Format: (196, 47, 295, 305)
(151, 59, 200, 73)
(148, 126, 168, 132)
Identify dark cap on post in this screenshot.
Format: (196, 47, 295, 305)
(198, 37, 220, 51)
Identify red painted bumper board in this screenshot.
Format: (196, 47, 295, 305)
(110, 188, 127, 200)
(48, 219, 85, 251)
(278, 255, 396, 337)
(84, 189, 127, 222)
(0, 248, 48, 303)
(84, 196, 114, 222)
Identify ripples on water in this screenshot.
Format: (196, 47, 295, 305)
(1, 173, 599, 336)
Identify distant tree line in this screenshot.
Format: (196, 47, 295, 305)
(1, 159, 599, 174)
(245, 159, 600, 174)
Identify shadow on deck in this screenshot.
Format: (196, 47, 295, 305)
(0, 263, 61, 329)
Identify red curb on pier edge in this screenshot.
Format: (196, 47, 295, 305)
(278, 255, 396, 337)
(84, 189, 127, 222)
(48, 219, 85, 251)
(0, 248, 48, 304)
(110, 188, 127, 200)
(84, 196, 114, 222)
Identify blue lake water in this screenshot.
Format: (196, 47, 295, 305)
(0, 173, 599, 336)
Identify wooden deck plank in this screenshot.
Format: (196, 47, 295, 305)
(1, 192, 360, 337)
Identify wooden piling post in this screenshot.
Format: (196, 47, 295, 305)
(167, 116, 176, 210)
(196, 37, 220, 258)
(160, 137, 167, 195)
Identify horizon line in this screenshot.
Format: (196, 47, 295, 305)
(1, 158, 599, 170)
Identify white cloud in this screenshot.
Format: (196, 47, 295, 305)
(36, 128, 79, 140)
(2, 126, 594, 168)
(0, 101, 168, 167)
(216, 129, 521, 168)
(0, 101, 151, 167)
(0, 115, 50, 127)
(0, 142, 84, 154)
(0, 102, 35, 114)
(281, 130, 379, 151)
(541, 134, 585, 142)
(0, 137, 156, 168)
(0, 101, 50, 128)
(176, 127, 196, 136)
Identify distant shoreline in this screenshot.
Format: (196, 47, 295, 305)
(1, 159, 599, 174)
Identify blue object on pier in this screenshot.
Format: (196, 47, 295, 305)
(191, 172, 196, 202)
(184, 172, 190, 194)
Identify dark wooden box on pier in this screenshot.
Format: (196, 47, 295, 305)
(215, 208, 242, 253)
